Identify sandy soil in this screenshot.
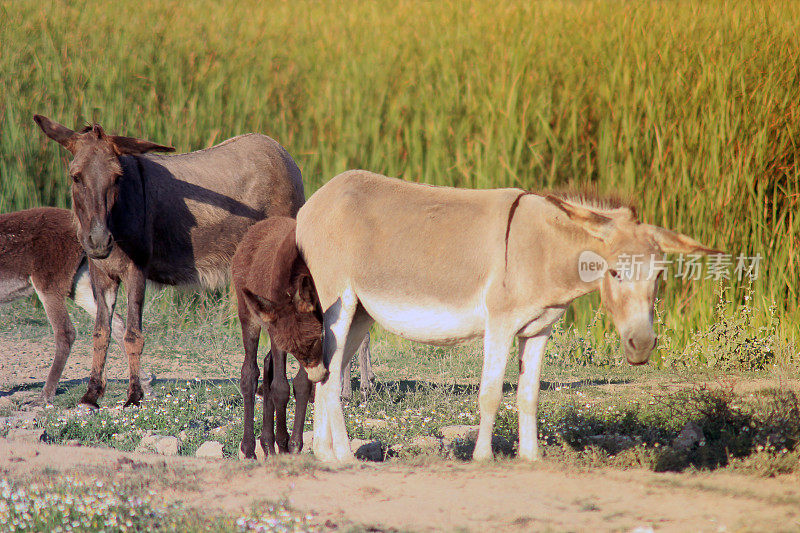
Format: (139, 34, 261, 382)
(1, 439, 798, 532)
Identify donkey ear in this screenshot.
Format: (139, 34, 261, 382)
(243, 288, 279, 323)
(34, 115, 78, 152)
(646, 225, 723, 255)
(545, 195, 614, 242)
(292, 273, 317, 314)
(109, 135, 175, 155)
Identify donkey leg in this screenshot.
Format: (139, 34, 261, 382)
(72, 262, 126, 347)
(316, 300, 374, 463)
(357, 333, 375, 401)
(260, 351, 277, 457)
(81, 265, 118, 408)
(122, 267, 147, 407)
(313, 295, 357, 462)
(517, 334, 549, 461)
(289, 365, 312, 454)
(473, 328, 514, 461)
(238, 295, 261, 460)
(34, 287, 76, 403)
(270, 341, 291, 453)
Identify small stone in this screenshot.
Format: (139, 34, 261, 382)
(178, 430, 188, 443)
(440, 425, 479, 447)
(410, 435, 443, 454)
(135, 434, 179, 456)
(195, 441, 224, 459)
(363, 418, 388, 429)
(351, 439, 383, 461)
(0, 397, 14, 409)
(6, 428, 45, 443)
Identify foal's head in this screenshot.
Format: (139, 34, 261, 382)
(34, 115, 173, 259)
(547, 195, 721, 365)
(238, 221, 329, 383)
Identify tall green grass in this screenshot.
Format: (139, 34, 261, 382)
(1, 0, 798, 350)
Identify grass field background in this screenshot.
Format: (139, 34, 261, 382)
(1, 0, 798, 360)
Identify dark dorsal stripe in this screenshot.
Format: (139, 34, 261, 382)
(504, 190, 534, 271)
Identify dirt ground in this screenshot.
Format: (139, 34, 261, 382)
(1, 439, 798, 532)
(2, 332, 800, 532)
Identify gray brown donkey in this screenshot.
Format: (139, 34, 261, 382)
(34, 116, 372, 409)
(33, 115, 311, 408)
(0, 207, 124, 402)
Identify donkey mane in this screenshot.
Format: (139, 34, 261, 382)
(546, 186, 637, 216)
(503, 186, 637, 270)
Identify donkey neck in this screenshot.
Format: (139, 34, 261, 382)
(509, 195, 605, 307)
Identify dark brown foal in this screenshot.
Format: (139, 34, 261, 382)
(232, 217, 328, 458)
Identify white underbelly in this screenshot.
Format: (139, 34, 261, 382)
(360, 295, 484, 346)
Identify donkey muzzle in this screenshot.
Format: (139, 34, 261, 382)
(306, 363, 330, 383)
(622, 326, 657, 365)
(85, 222, 113, 259)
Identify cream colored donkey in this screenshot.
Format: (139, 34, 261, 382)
(296, 170, 720, 463)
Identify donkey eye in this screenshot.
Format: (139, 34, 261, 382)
(71, 172, 82, 184)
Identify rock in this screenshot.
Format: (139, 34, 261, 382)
(673, 421, 703, 451)
(135, 434, 179, 456)
(410, 436, 443, 454)
(195, 441, 224, 459)
(440, 425, 479, 447)
(363, 418, 388, 430)
(5, 427, 45, 443)
(351, 438, 384, 461)
(178, 430, 188, 443)
(0, 397, 14, 409)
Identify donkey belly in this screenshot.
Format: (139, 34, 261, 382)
(0, 274, 34, 305)
(359, 292, 484, 345)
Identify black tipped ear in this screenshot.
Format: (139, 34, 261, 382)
(545, 195, 614, 242)
(34, 115, 78, 152)
(110, 135, 175, 155)
(243, 288, 279, 323)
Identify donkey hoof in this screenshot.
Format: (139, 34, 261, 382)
(79, 394, 100, 410)
(288, 440, 303, 454)
(122, 397, 141, 408)
(124, 386, 144, 408)
(238, 444, 257, 461)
